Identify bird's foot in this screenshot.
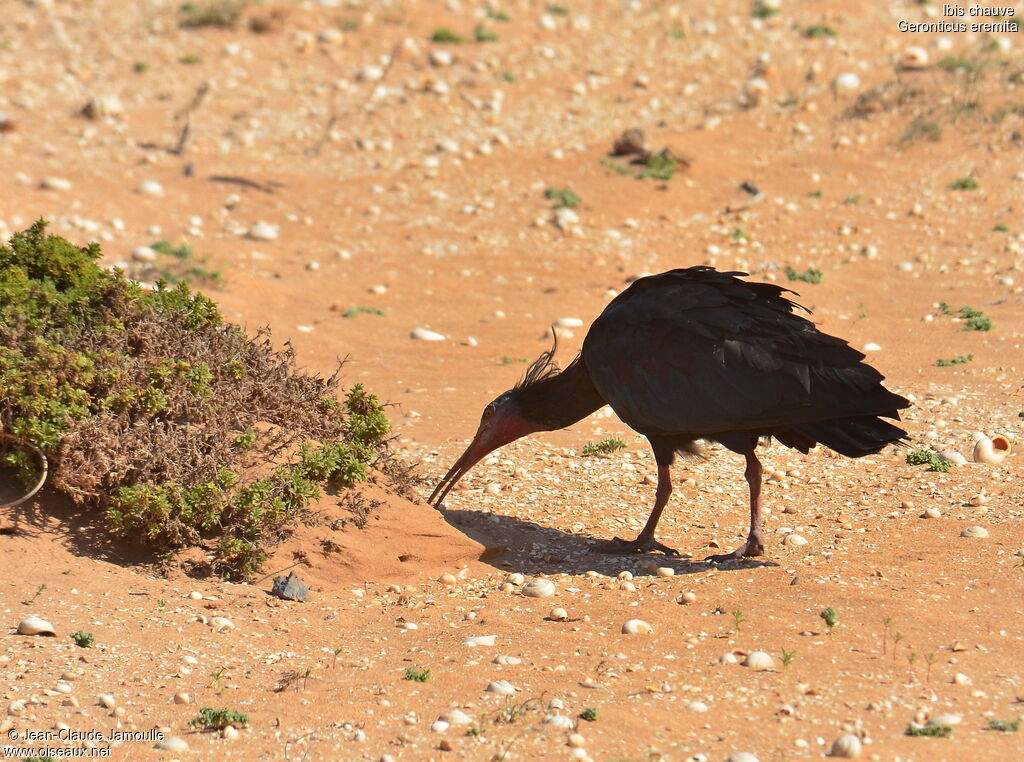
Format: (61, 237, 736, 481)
(705, 535, 765, 563)
(596, 535, 680, 556)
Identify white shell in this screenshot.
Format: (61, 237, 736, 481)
(522, 578, 556, 598)
(485, 679, 516, 695)
(783, 533, 808, 547)
(438, 709, 471, 725)
(492, 654, 521, 666)
(210, 616, 235, 632)
(543, 713, 575, 728)
(686, 700, 709, 712)
(17, 615, 56, 636)
(929, 713, 962, 727)
(621, 618, 653, 634)
(719, 651, 739, 664)
(973, 435, 1010, 465)
(938, 450, 967, 466)
(726, 754, 760, 762)
(743, 651, 775, 670)
(899, 46, 929, 70)
(548, 607, 569, 621)
(154, 736, 189, 752)
(222, 725, 239, 741)
(430, 720, 449, 733)
(833, 72, 861, 92)
(960, 526, 989, 538)
(829, 734, 862, 758)
(463, 635, 497, 647)
(410, 327, 446, 341)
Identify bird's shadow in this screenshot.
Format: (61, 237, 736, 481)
(440, 507, 777, 577)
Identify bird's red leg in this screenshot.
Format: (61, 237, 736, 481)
(597, 464, 679, 556)
(707, 450, 766, 562)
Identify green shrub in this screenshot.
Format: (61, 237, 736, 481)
(0, 222, 398, 578)
(582, 437, 627, 456)
(189, 707, 249, 731)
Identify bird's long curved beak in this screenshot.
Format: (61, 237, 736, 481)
(428, 433, 492, 509)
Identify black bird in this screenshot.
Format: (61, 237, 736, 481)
(429, 267, 910, 560)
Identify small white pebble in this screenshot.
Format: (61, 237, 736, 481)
(960, 526, 989, 538)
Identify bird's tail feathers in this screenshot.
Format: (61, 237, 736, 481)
(791, 416, 908, 458)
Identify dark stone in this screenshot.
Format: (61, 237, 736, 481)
(271, 571, 309, 602)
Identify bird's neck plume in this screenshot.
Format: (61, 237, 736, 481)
(514, 355, 604, 430)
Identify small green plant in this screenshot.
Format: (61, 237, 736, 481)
(906, 723, 952, 737)
(179, 1, 247, 29)
(729, 227, 749, 242)
(900, 117, 942, 144)
(882, 616, 893, 654)
(784, 266, 823, 284)
(732, 609, 746, 631)
(210, 668, 228, 695)
(803, 24, 837, 38)
(805, 189, 822, 198)
(988, 718, 1020, 733)
(820, 607, 838, 632)
(543, 187, 581, 208)
(500, 356, 528, 365)
(431, 27, 463, 43)
(964, 315, 993, 332)
(341, 306, 385, 319)
(599, 157, 633, 176)
(27, 583, 47, 604)
(545, 4, 569, 15)
(474, 24, 499, 42)
(157, 599, 167, 611)
(924, 650, 937, 682)
(578, 707, 599, 722)
(752, 1, 780, 19)
(667, 27, 685, 39)
(780, 647, 796, 668)
(949, 176, 979, 191)
(993, 223, 1010, 232)
(486, 9, 510, 22)
(498, 71, 517, 83)
(69, 631, 94, 648)
(404, 666, 431, 682)
(938, 303, 995, 331)
(905, 449, 950, 472)
(133, 61, 150, 74)
(582, 437, 627, 457)
(179, 54, 203, 65)
(936, 354, 973, 367)
(842, 194, 861, 205)
(892, 631, 903, 663)
(188, 707, 249, 731)
(466, 726, 485, 736)
(637, 149, 679, 181)
(906, 650, 918, 680)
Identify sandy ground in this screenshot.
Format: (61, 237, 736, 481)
(1, 0, 1023, 760)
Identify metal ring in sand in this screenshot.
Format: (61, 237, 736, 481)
(0, 433, 49, 509)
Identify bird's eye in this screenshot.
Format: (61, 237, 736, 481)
(482, 406, 495, 421)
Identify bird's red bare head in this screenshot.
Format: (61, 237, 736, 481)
(428, 390, 546, 509)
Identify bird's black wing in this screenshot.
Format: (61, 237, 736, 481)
(582, 267, 907, 437)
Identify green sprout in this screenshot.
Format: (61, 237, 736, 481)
(988, 718, 1020, 733)
(543, 187, 581, 208)
(188, 707, 249, 731)
(936, 354, 973, 367)
(905, 449, 951, 473)
(404, 666, 431, 682)
(578, 707, 599, 722)
(820, 607, 838, 632)
(69, 631, 94, 648)
(784, 266, 823, 285)
(780, 648, 797, 669)
(582, 437, 627, 456)
(732, 609, 747, 632)
(906, 723, 952, 737)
